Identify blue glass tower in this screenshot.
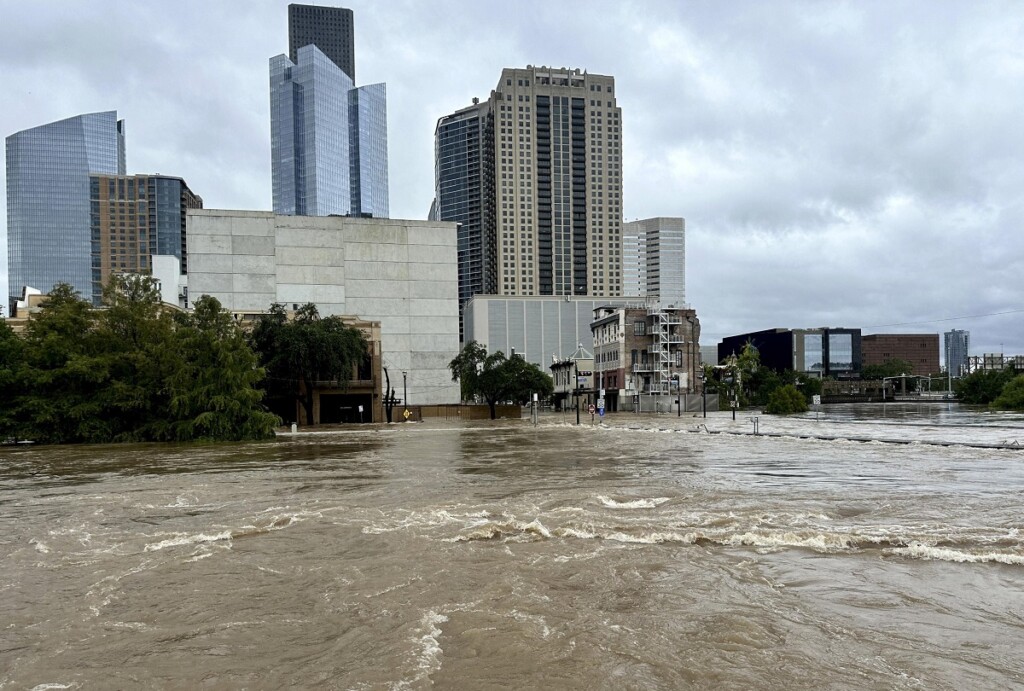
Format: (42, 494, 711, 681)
(270, 45, 388, 218)
(6, 111, 126, 307)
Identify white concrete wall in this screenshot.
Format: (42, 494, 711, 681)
(186, 210, 461, 405)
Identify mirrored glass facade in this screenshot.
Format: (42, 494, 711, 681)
(349, 83, 389, 219)
(6, 111, 125, 306)
(270, 44, 388, 218)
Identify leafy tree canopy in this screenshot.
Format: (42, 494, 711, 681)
(861, 359, 916, 382)
(2, 280, 279, 444)
(250, 303, 368, 425)
(991, 374, 1024, 411)
(449, 341, 554, 419)
(956, 366, 1018, 405)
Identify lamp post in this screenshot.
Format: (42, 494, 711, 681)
(402, 370, 408, 421)
(574, 359, 580, 426)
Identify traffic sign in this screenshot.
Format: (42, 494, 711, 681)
(588, 403, 596, 414)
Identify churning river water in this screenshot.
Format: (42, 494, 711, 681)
(2, 404, 1023, 689)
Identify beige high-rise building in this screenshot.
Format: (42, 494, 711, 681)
(435, 66, 623, 305)
(493, 66, 622, 297)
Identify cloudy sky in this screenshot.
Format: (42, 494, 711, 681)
(2, 1, 1022, 358)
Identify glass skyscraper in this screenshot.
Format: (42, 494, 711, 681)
(6, 111, 125, 308)
(270, 13, 388, 218)
(434, 101, 496, 313)
(945, 329, 970, 376)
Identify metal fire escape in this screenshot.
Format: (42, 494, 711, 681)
(648, 307, 683, 395)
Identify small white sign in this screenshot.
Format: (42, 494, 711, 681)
(812, 395, 821, 405)
(358, 405, 364, 413)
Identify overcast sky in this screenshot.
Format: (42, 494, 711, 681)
(2, 1, 1022, 358)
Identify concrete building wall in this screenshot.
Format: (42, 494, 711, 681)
(186, 209, 460, 405)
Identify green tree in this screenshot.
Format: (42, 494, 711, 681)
(17, 284, 106, 443)
(861, 358, 915, 381)
(955, 366, 1018, 404)
(449, 344, 554, 419)
(166, 296, 280, 440)
(991, 374, 1024, 411)
(765, 384, 810, 414)
(250, 303, 369, 425)
(0, 320, 25, 440)
(448, 340, 487, 402)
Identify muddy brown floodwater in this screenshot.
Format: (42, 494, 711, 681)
(2, 405, 1023, 689)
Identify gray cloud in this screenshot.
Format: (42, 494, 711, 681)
(2, 0, 1021, 357)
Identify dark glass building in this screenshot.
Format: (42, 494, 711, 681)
(89, 174, 202, 304)
(288, 3, 355, 81)
(718, 327, 862, 378)
(433, 100, 496, 326)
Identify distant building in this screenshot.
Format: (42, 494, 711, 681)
(592, 304, 700, 412)
(271, 8, 388, 218)
(719, 327, 862, 378)
(944, 329, 970, 376)
(622, 217, 686, 306)
(434, 100, 496, 325)
(288, 3, 355, 80)
(433, 65, 623, 304)
(967, 353, 1023, 372)
(462, 295, 615, 370)
(550, 343, 594, 411)
(6, 111, 125, 311)
(861, 334, 939, 375)
(89, 174, 202, 305)
(185, 210, 459, 405)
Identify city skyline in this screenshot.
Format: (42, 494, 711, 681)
(1, 1, 1021, 357)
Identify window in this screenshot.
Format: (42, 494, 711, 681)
(633, 320, 646, 336)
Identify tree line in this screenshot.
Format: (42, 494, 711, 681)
(0, 277, 370, 444)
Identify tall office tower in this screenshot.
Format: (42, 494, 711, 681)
(434, 66, 622, 303)
(271, 21, 388, 217)
(434, 99, 496, 315)
(6, 111, 125, 309)
(622, 217, 686, 306)
(88, 174, 202, 304)
(944, 329, 970, 376)
(289, 3, 355, 80)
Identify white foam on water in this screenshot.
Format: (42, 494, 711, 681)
(30, 538, 50, 554)
(597, 495, 670, 509)
(144, 531, 232, 552)
(890, 542, 1024, 565)
(725, 531, 855, 552)
(30, 684, 78, 691)
(411, 611, 448, 677)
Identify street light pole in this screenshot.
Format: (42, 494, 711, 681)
(575, 359, 580, 426)
(402, 370, 408, 421)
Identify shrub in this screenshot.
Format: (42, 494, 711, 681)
(765, 384, 809, 414)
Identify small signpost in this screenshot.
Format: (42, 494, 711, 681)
(588, 403, 596, 423)
(358, 405, 364, 423)
(812, 394, 821, 421)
